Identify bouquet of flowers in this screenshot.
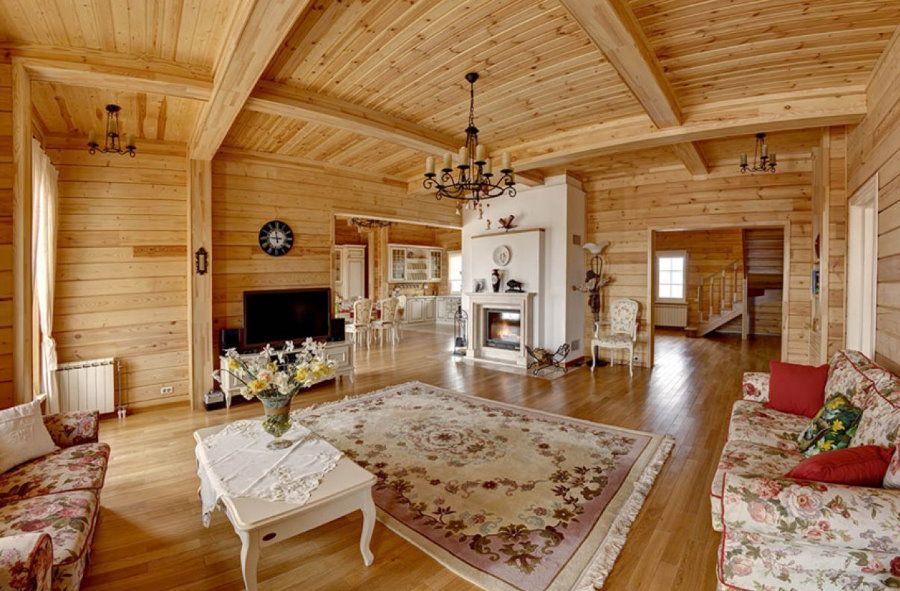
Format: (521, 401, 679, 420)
(212, 338, 336, 401)
(212, 339, 336, 449)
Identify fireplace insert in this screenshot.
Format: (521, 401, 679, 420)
(485, 308, 521, 350)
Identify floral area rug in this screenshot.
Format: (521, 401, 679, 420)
(292, 382, 674, 591)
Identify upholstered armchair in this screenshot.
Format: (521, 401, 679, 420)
(590, 298, 639, 376)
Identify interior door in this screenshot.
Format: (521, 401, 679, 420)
(345, 248, 366, 300)
(846, 175, 878, 356)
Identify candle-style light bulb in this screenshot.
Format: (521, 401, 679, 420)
(459, 147, 468, 166)
(475, 145, 486, 162)
(740, 153, 748, 166)
(425, 156, 435, 175)
(126, 133, 136, 148)
(501, 151, 511, 171)
(770, 153, 777, 166)
(88, 129, 97, 146)
(761, 143, 768, 158)
(442, 153, 452, 171)
(484, 157, 492, 175)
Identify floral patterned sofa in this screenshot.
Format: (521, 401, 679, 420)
(710, 350, 900, 590)
(0, 411, 109, 591)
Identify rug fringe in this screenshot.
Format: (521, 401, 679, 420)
(573, 434, 676, 591)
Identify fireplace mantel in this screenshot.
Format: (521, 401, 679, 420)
(465, 292, 535, 368)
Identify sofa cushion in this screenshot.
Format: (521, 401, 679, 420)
(885, 443, 900, 489)
(796, 395, 862, 455)
(850, 367, 900, 449)
(0, 490, 98, 566)
(0, 401, 58, 474)
(718, 530, 900, 591)
(766, 361, 829, 417)
(785, 445, 894, 487)
(824, 350, 879, 409)
(0, 443, 110, 503)
(710, 440, 805, 530)
(728, 400, 807, 450)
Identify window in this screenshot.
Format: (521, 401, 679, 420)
(656, 251, 686, 301)
(448, 251, 463, 294)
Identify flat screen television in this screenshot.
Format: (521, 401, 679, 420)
(242, 288, 331, 350)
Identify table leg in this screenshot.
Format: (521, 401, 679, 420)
(238, 530, 260, 591)
(359, 491, 375, 566)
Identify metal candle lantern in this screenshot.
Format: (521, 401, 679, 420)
(453, 305, 468, 355)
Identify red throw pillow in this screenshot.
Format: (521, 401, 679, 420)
(764, 360, 830, 417)
(785, 446, 894, 487)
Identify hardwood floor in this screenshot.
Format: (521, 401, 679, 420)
(80, 328, 779, 591)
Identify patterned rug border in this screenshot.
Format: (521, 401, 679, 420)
(295, 381, 675, 590)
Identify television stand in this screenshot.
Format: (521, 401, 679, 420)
(217, 340, 354, 408)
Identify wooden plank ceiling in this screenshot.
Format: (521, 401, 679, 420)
(2, 0, 900, 179)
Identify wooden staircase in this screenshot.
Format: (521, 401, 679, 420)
(693, 260, 745, 337)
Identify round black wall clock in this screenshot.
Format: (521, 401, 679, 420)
(258, 220, 294, 256)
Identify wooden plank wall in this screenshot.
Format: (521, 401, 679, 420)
(654, 229, 743, 329)
(848, 34, 900, 373)
(0, 56, 12, 408)
(334, 219, 367, 245)
(51, 145, 189, 409)
(584, 166, 813, 366)
(810, 129, 849, 364)
(211, 156, 458, 346)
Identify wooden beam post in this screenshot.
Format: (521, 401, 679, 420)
(671, 142, 710, 176)
(189, 0, 314, 160)
(188, 159, 213, 410)
(11, 60, 33, 404)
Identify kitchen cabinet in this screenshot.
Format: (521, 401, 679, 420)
(334, 245, 366, 300)
(436, 296, 461, 324)
(388, 244, 444, 283)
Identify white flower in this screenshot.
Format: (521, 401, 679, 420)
(778, 486, 823, 521)
(284, 340, 295, 352)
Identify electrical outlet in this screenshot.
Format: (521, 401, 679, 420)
(160, 386, 174, 395)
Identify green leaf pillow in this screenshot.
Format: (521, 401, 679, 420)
(797, 394, 862, 456)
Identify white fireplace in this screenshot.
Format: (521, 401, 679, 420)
(465, 292, 535, 367)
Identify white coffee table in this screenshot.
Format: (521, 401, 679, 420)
(194, 425, 376, 591)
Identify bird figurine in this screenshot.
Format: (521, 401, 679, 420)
(498, 215, 516, 232)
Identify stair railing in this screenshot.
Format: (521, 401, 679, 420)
(698, 260, 742, 322)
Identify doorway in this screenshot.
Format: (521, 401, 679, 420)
(649, 224, 787, 366)
(846, 174, 879, 356)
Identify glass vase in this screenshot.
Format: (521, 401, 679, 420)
(260, 391, 294, 450)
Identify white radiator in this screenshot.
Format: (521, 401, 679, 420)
(654, 303, 688, 328)
(55, 358, 117, 414)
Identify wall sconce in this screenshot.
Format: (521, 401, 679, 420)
(194, 247, 209, 275)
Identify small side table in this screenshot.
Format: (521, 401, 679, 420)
(194, 425, 376, 591)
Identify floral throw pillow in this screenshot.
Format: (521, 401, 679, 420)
(885, 443, 900, 489)
(797, 395, 863, 456)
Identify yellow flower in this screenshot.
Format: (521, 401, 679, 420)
(295, 367, 309, 382)
(266, 361, 278, 372)
(227, 359, 241, 370)
(831, 419, 844, 432)
(249, 379, 267, 393)
(820, 440, 833, 450)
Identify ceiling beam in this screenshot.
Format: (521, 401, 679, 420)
(13, 51, 212, 100)
(509, 89, 867, 171)
(670, 142, 709, 176)
(189, 0, 314, 160)
(559, 0, 713, 176)
(560, 0, 680, 127)
(246, 81, 543, 187)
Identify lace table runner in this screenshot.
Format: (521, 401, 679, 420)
(196, 420, 343, 526)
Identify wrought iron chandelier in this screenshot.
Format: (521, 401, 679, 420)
(739, 133, 776, 173)
(87, 104, 137, 157)
(423, 72, 515, 216)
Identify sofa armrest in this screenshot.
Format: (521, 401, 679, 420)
(42, 411, 100, 447)
(741, 372, 769, 402)
(721, 472, 900, 554)
(0, 533, 53, 591)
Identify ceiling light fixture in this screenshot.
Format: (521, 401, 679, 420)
(739, 133, 776, 173)
(348, 217, 393, 229)
(423, 72, 515, 217)
(87, 104, 137, 157)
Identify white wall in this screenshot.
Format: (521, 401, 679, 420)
(462, 174, 585, 357)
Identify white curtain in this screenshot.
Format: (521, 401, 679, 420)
(31, 138, 60, 411)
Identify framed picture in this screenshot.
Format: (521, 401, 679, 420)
(474, 279, 486, 293)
